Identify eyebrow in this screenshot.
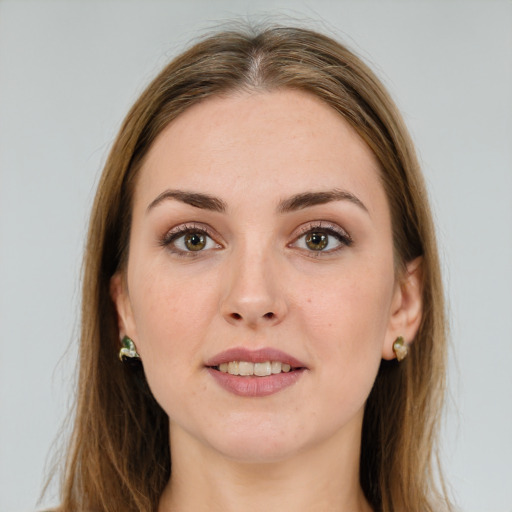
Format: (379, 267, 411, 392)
(277, 189, 369, 214)
(147, 190, 227, 213)
(146, 188, 368, 215)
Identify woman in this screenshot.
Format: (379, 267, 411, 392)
(52, 26, 450, 511)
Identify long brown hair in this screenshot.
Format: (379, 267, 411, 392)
(52, 26, 450, 512)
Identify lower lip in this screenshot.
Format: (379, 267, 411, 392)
(207, 368, 306, 397)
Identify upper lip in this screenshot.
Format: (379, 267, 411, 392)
(205, 347, 307, 369)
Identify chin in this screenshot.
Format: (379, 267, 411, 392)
(200, 415, 327, 465)
(214, 434, 306, 464)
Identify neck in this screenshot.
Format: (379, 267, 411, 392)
(158, 418, 373, 512)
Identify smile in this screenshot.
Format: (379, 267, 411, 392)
(205, 347, 307, 397)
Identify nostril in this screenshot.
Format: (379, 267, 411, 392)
(226, 311, 277, 323)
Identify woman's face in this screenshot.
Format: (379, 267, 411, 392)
(112, 89, 417, 462)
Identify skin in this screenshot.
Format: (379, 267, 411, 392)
(111, 89, 422, 512)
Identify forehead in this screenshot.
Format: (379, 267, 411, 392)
(135, 89, 385, 215)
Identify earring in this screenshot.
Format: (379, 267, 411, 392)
(393, 336, 408, 362)
(119, 335, 140, 361)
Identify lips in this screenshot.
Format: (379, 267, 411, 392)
(205, 347, 307, 397)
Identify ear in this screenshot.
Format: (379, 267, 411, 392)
(110, 271, 136, 340)
(382, 257, 423, 360)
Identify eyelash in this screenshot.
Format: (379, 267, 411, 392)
(160, 223, 220, 258)
(160, 221, 353, 257)
(290, 222, 353, 256)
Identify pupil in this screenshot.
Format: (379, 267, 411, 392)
(306, 232, 327, 250)
(185, 233, 205, 251)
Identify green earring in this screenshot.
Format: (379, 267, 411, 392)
(119, 336, 140, 361)
(393, 336, 408, 362)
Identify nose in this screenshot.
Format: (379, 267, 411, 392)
(220, 244, 288, 328)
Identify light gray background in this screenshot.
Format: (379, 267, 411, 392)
(1, 1, 511, 511)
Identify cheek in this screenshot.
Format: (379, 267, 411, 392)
(130, 266, 216, 348)
(299, 261, 394, 340)
(127, 269, 218, 420)
(126, 259, 218, 385)
(296, 261, 394, 400)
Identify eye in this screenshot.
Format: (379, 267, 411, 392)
(178, 232, 210, 251)
(304, 232, 329, 251)
(291, 223, 352, 254)
(161, 225, 220, 256)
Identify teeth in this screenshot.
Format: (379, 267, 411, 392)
(238, 361, 253, 376)
(217, 360, 295, 376)
(271, 361, 281, 374)
(254, 361, 271, 376)
(227, 361, 239, 375)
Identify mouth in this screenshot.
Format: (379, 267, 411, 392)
(205, 347, 307, 397)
